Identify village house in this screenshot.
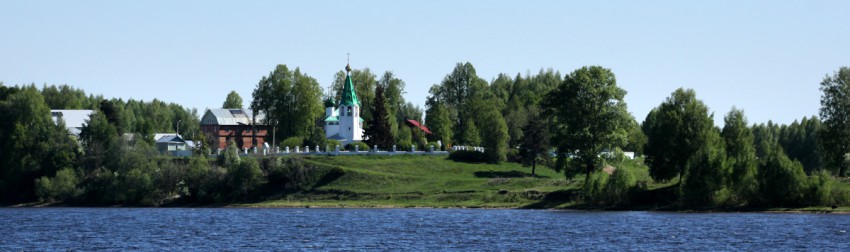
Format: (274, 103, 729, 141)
(200, 108, 269, 151)
(153, 133, 189, 152)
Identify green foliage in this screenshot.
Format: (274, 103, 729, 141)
(345, 142, 371, 152)
(281, 136, 305, 149)
(680, 130, 729, 206)
(265, 157, 345, 191)
(395, 123, 412, 146)
(461, 118, 481, 146)
(424, 100, 452, 149)
(326, 139, 342, 150)
(252, 64, 323, 141)
(364, 84, 394, 149)
(721, 108, 759, 204)
(395, 140, 413, 152)
(519, 108, 550, 176)
(583, 172, 609, 205)
(819, 66, 850, 176)
(605, 168, 637, 206)
(806, 170, 834, 206)
(625, 117, 647, 155)
(643, 88, 714, 183)
(41, 84, 97, 109)
(35, 168, 81, 202)
(478, 103, 509, 163)
(183, 155, 212, 200)
(222, 90, 243, 108)
(222, 141, 241, 167)
(752, 121, 781, 159)
(0, 85, 79, 202)
(543, 66, 630, 181)
(305, 123, 326, 147)
(428, 62, 490, 145)
(226, 157, 266, 200)
(779, 116, 823, 173)
(378, 71, 407, 131)
(584, 167, 637, 206)
(757, 145, 807, 207)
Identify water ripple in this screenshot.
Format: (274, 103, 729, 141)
(1, 208, 849, 250)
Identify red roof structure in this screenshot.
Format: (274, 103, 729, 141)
(405, 119, 432, 134)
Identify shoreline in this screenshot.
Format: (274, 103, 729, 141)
(7, 201, 849, 214)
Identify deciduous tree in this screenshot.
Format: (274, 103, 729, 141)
(643, 88, 714, 183)
(721, 108, 758, 203)
(542, 66, 630, 181)
(819, 67, 850, 176)
(222, 90, 243, 108)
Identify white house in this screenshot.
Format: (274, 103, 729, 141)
(324, 63, 364, 145)
(50, 109, 94, 137)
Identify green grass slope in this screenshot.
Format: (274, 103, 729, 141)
(246, 155, 577, 208)
(242, 155, 850, 212)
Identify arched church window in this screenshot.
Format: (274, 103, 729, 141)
(347, 106, 352, 116)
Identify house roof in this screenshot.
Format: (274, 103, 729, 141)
(328, 134, 347, 141)
(153, 133, 180, 141)
(405, 119, 433, 134)
(50, 110, 94, 130)
(200, 108, 266, 126)
(339, 65, 360, 107)
(155, 134, 185, 144)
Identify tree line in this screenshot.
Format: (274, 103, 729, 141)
(1, 65, 849, 208)
(0, 83, 199, 203)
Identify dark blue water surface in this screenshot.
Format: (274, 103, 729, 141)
(2, 208, 849, 251)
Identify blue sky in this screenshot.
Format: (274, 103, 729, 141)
(2, 1, 848, 125)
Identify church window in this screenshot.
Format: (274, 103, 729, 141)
(347, 106, 352, 116)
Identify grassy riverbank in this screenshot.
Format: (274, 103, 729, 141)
(240, 155, 669, 209)
(237, 155, 850, 213)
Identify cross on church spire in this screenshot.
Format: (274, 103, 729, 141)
(345, 53, 351, 73)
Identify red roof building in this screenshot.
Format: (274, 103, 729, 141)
(405, 119, 432, 135)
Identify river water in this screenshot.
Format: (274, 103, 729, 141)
(1, 208, 849, 251)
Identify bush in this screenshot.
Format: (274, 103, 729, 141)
(345, 142, 370, 152)
(448, 150, 486, 163)
(265, 157, 345, 191)
(583, 171, 609, 205)
(325, 140, 342, 151)
(757, 148, 807, 207)
(426, 141, 440, 151)
(35, 168, 81, 202)
(806, 170, 834, 206)
(583, 168, 636, 206)
(603, 168, 636, 206)
(395, 140, 413, 151)
(506, 148, 521, 163)
(227, 157, 266, 200)
(281, 137, 305, 149)
(220, 141, 241, 167)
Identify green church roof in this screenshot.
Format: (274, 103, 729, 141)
(339, 64, 360, 107)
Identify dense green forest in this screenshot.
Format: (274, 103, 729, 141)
(1, 65, 849, 209)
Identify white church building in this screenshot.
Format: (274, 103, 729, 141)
(324, 63, 364, 144)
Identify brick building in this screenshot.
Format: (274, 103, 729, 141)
(200, 108, 269, 150)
